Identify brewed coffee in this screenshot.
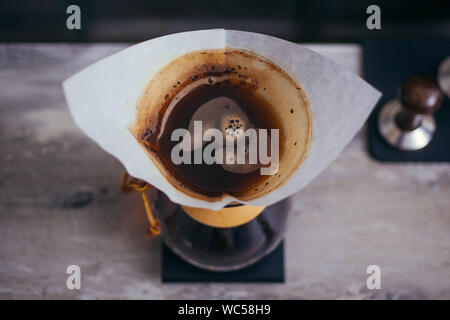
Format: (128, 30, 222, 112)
(131, 48, 312, 203)
(145, 78, 285, 197)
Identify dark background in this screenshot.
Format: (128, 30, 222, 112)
(0, 0, 449, 43)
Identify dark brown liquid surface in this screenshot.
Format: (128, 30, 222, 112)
(155, 79, 284, 197)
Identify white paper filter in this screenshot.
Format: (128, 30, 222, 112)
(63, 29, 381, 210)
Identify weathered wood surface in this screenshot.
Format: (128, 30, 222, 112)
(0, 44, 449, 299)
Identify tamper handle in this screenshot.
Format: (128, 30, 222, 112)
(396, 75, 443, 131)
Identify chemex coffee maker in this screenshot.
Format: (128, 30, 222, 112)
(64, 30, 381, 272)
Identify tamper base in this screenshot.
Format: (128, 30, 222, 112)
(378, 100, 435, 151)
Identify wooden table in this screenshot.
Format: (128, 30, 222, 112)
(0, 44, 449, 299)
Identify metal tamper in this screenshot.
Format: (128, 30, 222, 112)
(438, 57, 450, 97)
(378, 75, 443, 151)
